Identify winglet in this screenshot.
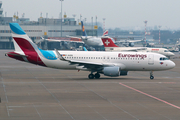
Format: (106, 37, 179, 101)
(54, 49, 66, 61)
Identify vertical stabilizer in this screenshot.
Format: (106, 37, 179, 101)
(103, 30, 108, 36)
(7, 23, 46, 66)
(81, 21, 87, 37)
(101, 37, 119, 47)
(9, 23, 38, 53)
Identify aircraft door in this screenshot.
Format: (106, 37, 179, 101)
(148, 54, 154, 65)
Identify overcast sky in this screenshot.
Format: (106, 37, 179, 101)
(2, 0, 180, 29)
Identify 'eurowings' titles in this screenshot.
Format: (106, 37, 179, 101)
(118, 53, 147, 59)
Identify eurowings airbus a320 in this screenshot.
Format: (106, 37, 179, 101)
(5, 23, 175, 79)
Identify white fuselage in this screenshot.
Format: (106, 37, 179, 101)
(81, 36, 103, 47)
(105, 47, 175, 58)
(38, 51, 175, 71)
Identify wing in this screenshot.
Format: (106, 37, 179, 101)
(45, 38, 84, 43)
(55, 49, 119, 71)
(127, 40, 142, 43)
(37, 36, 84, 44)
(66, 35, 81, 39)
(115, 40, 142, 43)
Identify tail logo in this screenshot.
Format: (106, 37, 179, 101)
(105, 40, 110, 45)
(82, 26, 85, 32)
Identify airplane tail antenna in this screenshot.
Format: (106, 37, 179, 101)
(101, 37, 118, 47)
(81, 21, 87, 37)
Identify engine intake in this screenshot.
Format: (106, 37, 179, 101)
(103, 67, 128, 77)
(103, 67, 120, 77)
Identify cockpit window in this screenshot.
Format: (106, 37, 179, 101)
(164, 50, 170, 52)
(160, 57, 169, 60)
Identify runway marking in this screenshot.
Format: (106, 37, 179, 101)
(137, 103, 171, 120)
(79, 84, 139, 120)
(33, 104, 42, 120)
(0, 81, 178, 84)
(67, 76, 139, 120)
(24, 67, 75, 120)
(85, 102, 108, 120)
(119, 83, 180, 110)
(6, 103, 10, 117)
(0, 72, 10, 117)
(35, 77, 75, 120)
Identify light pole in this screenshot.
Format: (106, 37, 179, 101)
(96, 16, 97, 37)
(60, 0, 64, 37)
(144, 20, 147, 46)
(159, 25, 161, 44)
(103, 18, 106, 32)
(92, 17, 93, 36)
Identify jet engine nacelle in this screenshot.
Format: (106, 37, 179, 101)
(129, 42, 134, 47)
(103, 67, 128, 77)
(103, 67, 120, 77)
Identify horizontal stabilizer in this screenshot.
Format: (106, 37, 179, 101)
(5, 52, 28, 57)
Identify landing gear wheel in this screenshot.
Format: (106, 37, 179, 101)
(150, 76, 154, 80)
(88, 74, 94, 79)
(150, 71, 154, 80)
(95, 73, 100, 79)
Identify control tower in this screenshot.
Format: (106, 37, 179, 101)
(0, 1, 3, 17)
(0, 1, 12, 23)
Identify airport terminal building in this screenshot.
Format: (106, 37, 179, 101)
(0, 2, 97, 49)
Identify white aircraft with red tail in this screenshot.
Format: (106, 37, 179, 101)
(101, 36, 175, 58)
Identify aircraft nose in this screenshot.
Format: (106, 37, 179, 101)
(168, 52, 175, 57)
(169, 61, 176, 69)
(170, 52, 175, 56)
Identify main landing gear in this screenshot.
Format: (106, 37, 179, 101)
(88, 72, 100, 79)
(150, 71, 154, 80)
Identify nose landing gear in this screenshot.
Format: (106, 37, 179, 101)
(150, 71, 154, 80)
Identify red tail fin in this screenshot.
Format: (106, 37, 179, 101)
(101, 37, 118, 47)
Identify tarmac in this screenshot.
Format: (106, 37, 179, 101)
(0, 50, 180, 120)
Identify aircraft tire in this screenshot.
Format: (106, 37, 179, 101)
(95, 73, 100, 79)
(150, 76, 154, 80)
(88, 74, 94, 79)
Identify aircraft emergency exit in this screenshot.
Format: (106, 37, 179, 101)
(6, 23, 175, 79)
